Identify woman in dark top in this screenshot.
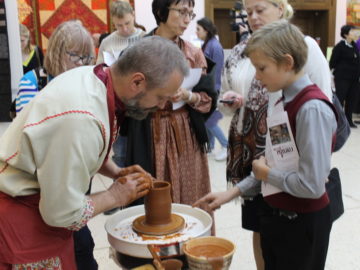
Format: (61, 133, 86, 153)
(330, 24, 360, 128)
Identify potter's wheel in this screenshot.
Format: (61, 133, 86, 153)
(105, 203, 212, 258)
(132, 213, 185, 235)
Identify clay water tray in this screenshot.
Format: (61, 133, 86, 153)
(105, 203, 212, 258)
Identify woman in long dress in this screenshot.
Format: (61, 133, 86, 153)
(125, 0, 217, 207)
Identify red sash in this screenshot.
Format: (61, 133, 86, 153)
(93, 64, 125, 164)
(0, 192, 76, 268)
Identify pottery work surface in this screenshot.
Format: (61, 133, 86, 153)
(133, 213, 185, 236)
(112, 212, 201, 244)
(105, 204, 212, 258)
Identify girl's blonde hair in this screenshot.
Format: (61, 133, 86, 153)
(243, 0, 294, 20)
(244, 20, 308, 73)
(19, 24, 32, 54)
(44, 20, 94, 77)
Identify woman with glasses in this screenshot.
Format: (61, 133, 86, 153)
(15, 20, 94, 114)
(124, 0, 217, 220)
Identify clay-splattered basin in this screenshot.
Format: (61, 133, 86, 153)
(105, 204, 212, 258)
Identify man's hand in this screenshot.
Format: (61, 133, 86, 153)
(109, 172, 151, 207)
(193, 187, 241, 213)
(99, 161, 149, 180)
(90, 165, 153, 217)
(252, 156, 270, 181)
(116, 165, 148, 178)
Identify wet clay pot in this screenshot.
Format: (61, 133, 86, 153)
(132, 181, 185, 235)
(144, 181, 172, 225)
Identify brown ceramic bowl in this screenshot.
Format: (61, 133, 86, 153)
(183, 236, 235, 270)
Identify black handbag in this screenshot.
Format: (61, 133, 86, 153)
(326, 167, 344, 222)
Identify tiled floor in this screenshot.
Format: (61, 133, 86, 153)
(1, 115, 359, 270)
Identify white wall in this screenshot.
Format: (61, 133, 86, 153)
(4, 0, 22, 99)
(134, 0, 204, 42)
(134, 0, 156, 33)
(135, 0, 347, 44)
(335, 0, 347, 44)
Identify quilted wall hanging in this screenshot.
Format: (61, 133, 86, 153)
(17, 0, 134, 50)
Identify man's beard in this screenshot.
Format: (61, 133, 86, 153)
(123, 95, 158, 120)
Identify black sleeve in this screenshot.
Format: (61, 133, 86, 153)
(37, 46, 44, 67)
(329, 42, 341, 71)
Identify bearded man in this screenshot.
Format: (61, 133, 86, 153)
(0, 36, 188, 269)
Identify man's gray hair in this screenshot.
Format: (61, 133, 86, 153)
(114, 36, 189, 89)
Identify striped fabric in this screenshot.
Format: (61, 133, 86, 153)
(16, 70, 39, 113)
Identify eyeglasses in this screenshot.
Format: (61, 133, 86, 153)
(66, 51, 94, 65)
(168, 8, 196, 20)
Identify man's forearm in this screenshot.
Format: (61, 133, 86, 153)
(89, 190, 118, 217)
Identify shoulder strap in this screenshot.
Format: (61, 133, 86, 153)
(34, 66, 41, 81)
(34, 67, 48, 91)
(34, 46, 41, 68)
(285, 85, 338, 150)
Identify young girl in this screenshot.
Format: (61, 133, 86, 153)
(196, 17, 228, 161)
(195, 20, 337, 270)
(20, 24, 44, 74)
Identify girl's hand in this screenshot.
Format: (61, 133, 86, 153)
(193, 187, 241, 213)
(221, 91, 244, 109)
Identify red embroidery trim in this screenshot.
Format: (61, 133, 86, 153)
(1, 110, 107, 174)
(0, 152, 18, 173)
(0, 164, 8, 174)
(23, 110, 107, 154)
(24, 110, 104, 131)
(67, 197, 95, 231)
